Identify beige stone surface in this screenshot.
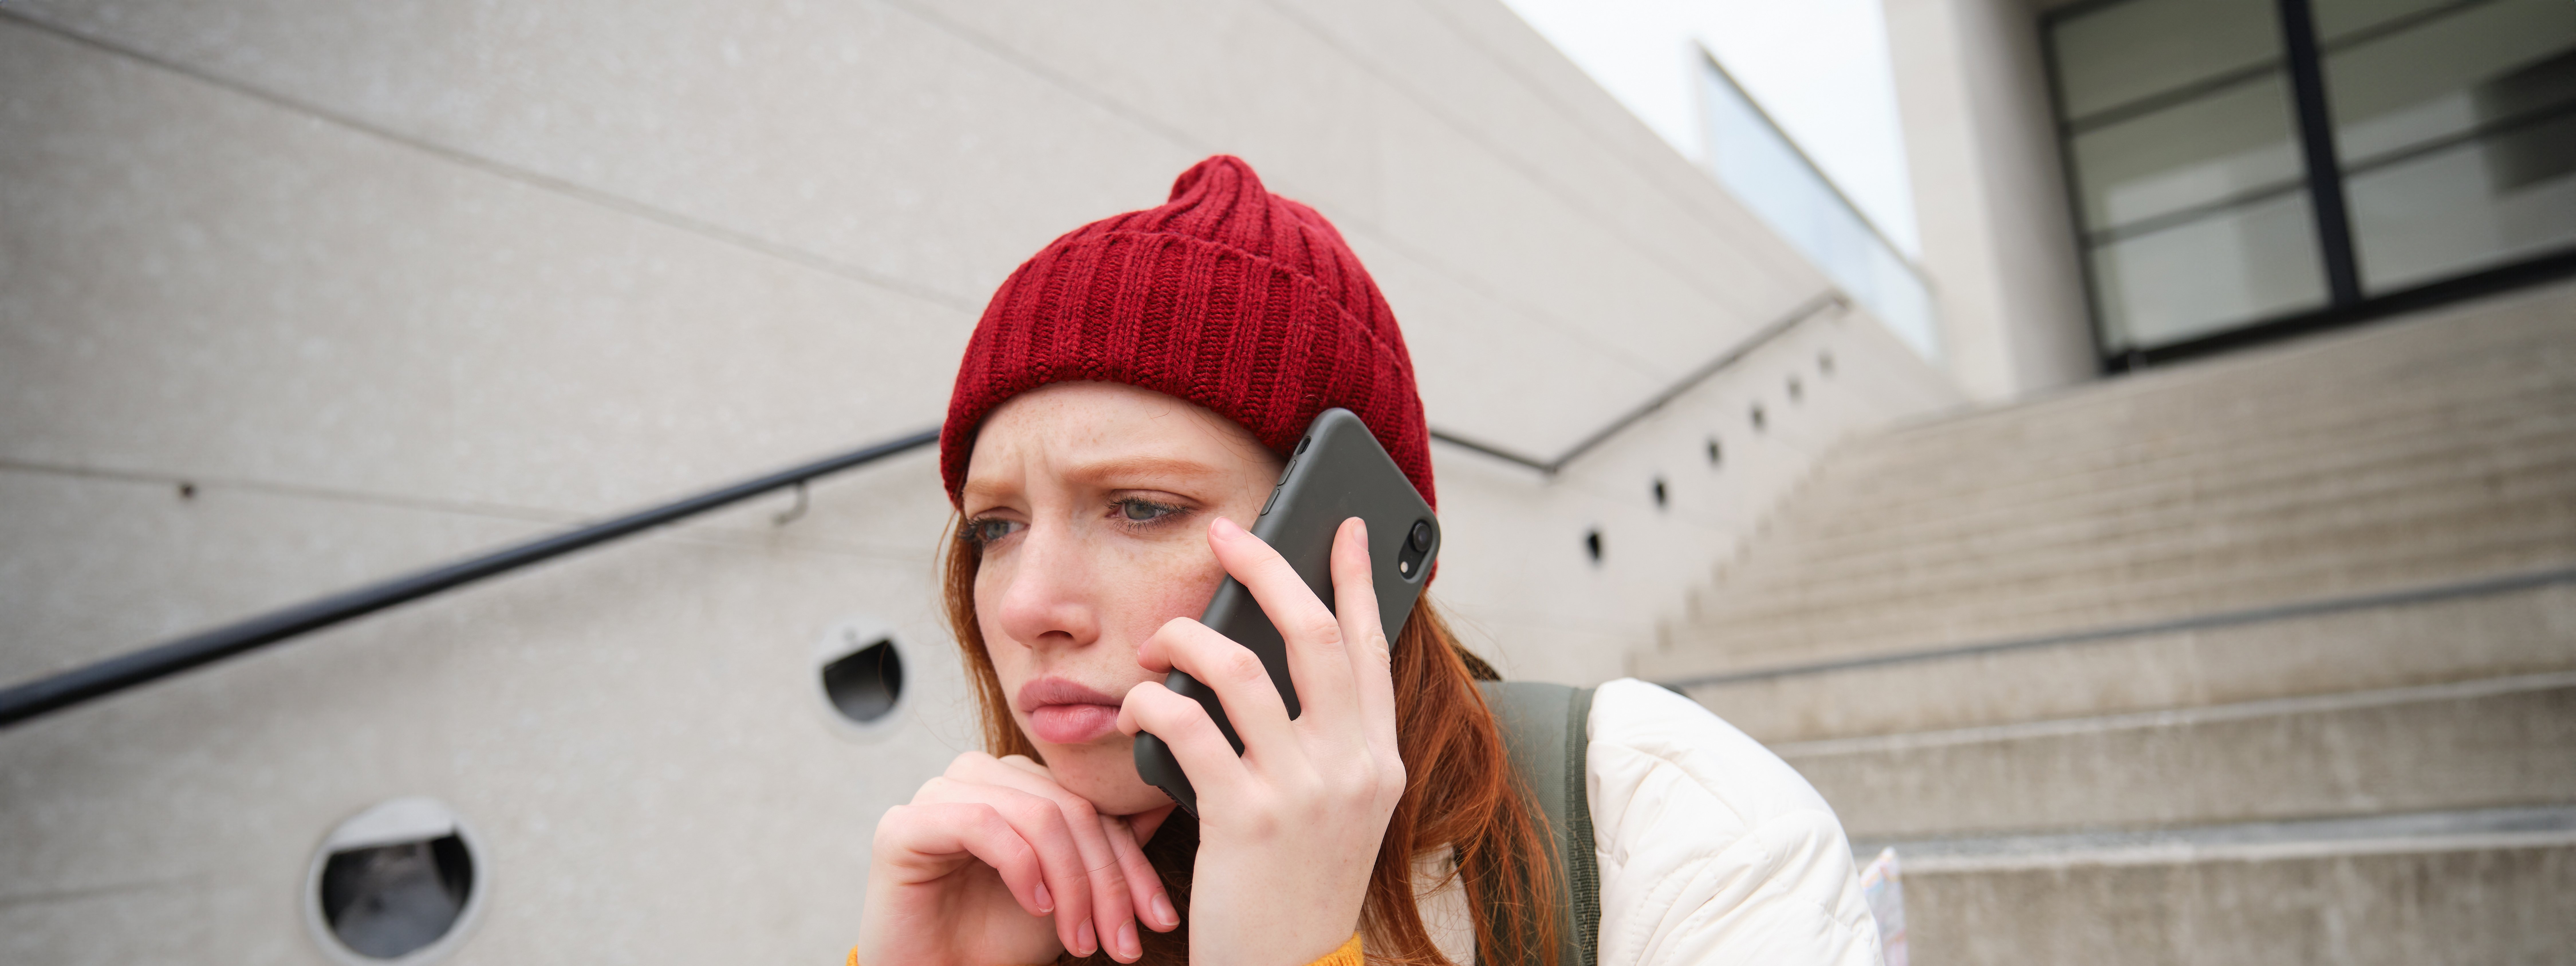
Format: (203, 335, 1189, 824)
(1687, 580, 2576, 744)
(1906, 843, 2576, 966)
(1649, 282, 2576, 673)
(0, 489, 974, 964)
(1883, 0, 2096, 401)
(1, 0, 1840, 458)
(1783, 674, 2576, 839)
(0, 21, 968, 515)
(0, 0, 1968, 962)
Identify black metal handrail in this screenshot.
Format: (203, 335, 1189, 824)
(0, 428, 940, 728)
(1429, 290, 1843, 474)
(2, 288, 1848, 729)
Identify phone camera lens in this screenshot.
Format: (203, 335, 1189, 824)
(1408, 520, 1433, 552)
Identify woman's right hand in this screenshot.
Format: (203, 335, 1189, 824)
(854, 752, 1177, 965)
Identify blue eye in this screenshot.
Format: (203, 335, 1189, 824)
(967, 517, 1024, 545)
(1117, 499, 1178, 523)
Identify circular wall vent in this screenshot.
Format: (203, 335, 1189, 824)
(304, 797, 483, 965)
(816, 617, 910, 737)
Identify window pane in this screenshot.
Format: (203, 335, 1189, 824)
(2349, 112, 2576, 292)
(1699, 63, 1942, 359)
(2091, 193, 2329, 351)
(2324, 0, 2576, 164)
(2313, 0, 2448, 42)
(2071, 72, 2306, 231)
(2055, 0, 2284, 120)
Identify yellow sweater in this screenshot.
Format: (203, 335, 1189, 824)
(846, 932, 1363, 966)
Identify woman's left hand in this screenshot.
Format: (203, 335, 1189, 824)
(1117, 516, 1407, 966)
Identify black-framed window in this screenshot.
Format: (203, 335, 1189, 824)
(2044, 0, 2576, 368)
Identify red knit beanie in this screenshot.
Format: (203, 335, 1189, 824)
(941, 155, 1433, 508)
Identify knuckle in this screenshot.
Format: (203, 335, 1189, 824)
(1010, 796, 1060, 829)
(1238, 807, 1284, 839)
(1219, 648, 1268, 686)
(969, 803, 1013, 832)
(1051, 792, 1097, 823)
(1298, 615, 1344, 647)
(872, 806, 917, 847)
(1378, 768, 1409, 803)
(952, 750, 996, 770)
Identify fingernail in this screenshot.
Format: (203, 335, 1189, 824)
(1153, 892, 1178, 929)
(1077, 918, 1097, 956)
(1118, 919, 1139, 959)
(1034, 882, 1052, 913)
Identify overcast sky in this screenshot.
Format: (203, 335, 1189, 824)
(1498, 0, 1921, 255)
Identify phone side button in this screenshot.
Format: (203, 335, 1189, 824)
(1260, 487, 1279, 515)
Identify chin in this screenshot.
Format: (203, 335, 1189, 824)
(1045, 736, 1171, 816)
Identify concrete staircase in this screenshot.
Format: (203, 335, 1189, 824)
(1636, 283, 2576, 965)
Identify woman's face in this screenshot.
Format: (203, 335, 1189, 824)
(960, 382, 1283, 816)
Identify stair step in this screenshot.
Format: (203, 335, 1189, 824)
(1672, 511, 2576, 663)
(1839, 294, 2576, 479)
(1703, 438, 2576, 610)
(1774, 672, 2576, 840)
(1690, 515, 2576, 659)
(1825, 371, 2573, 509)
(1663, 574, 2576, 743)
(1768, 398, 2576, 559)
(1823, 363, 2573, 509)
(1886, 808, 2576, 966)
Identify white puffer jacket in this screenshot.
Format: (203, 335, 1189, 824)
(1412, 679, 1884, 965)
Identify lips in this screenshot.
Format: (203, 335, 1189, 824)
(1017, 677, 1127, 745)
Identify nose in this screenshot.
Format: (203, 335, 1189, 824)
(989, 521, 1101, 653)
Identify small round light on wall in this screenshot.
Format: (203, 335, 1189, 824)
(816, 617, 910, 736)
(305, 797, 483, 965)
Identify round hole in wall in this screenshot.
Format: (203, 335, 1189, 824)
(815, 618, 911, 736)
(1651, 477, 1668, 508)
(1750, 404, 1767, 432)
(1583, 529, 1603, 564)
(304, 797, 483, 965)
(1706, 438, 1723, 467)
(824, 640, 904, 723)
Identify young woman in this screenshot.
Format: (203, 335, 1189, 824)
(852, 157, 1882, 966)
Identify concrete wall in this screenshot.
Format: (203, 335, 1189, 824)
(0, 2, 1961, 961)
(1883, 0, 2100, 400)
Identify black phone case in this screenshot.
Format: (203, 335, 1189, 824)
(1133, 408, 1439, 816)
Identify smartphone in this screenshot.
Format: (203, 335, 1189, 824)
(1133, 408, 1440, 816)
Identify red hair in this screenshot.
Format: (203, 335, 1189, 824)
(942, 518, 1560, 966)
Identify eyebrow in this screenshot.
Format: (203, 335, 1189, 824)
(960, 454, 1228, 508)
(1064, 455, 1226, 487)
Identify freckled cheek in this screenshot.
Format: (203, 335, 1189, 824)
(1106, 545, 1230, 645)
(1133, 549, 1221, 623)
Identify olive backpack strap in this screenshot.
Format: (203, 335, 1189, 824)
(1475, 681, 1600, 966)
